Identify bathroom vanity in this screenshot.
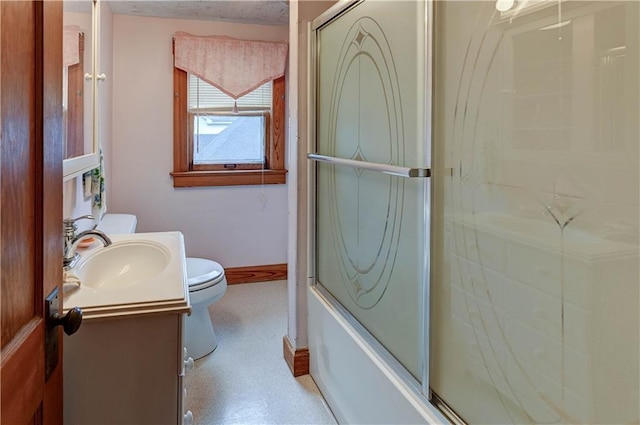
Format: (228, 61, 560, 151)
(63, 229, 193, 424)
(446, 212, 638, 424)
(64, 312, 189, 424)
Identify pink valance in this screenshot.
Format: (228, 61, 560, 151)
(173, 32, 288, 99)
(63, 25, 82, 68)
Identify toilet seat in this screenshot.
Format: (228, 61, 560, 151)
(186, 257, 225, 291)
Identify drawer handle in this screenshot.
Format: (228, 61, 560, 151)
(184, 357, 194, 371)
(184, 410, 194, 425)
(533, 307, 546, 319)
(535, 265, 552, 277)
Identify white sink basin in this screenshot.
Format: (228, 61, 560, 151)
(75, 240, 170, 289)
(63, 231, 189, 319)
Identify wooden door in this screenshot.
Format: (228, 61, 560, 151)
(1, 1, 63, 424)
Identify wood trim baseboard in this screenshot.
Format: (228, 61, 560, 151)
(283, 335, 309, 377)
(225, 263, 287, 284)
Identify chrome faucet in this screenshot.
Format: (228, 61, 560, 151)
(63, 215, 112, 270)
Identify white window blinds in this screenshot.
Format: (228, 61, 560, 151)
(188, 74, 272, 112)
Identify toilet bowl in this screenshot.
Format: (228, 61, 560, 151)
(184, 257, 228, 360)
(96, 215, 225, 359)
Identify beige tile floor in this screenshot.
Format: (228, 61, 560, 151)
(185, 280, 337, 425)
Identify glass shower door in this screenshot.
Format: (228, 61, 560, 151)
(430, 1, 639, 424)
(313, 0, 428, 382)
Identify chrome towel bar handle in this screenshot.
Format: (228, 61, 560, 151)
(307, 153, 431, 178)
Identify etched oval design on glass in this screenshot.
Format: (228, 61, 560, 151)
(327, 17, 404, 309)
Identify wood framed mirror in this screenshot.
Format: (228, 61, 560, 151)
(63, 0, 98, 180)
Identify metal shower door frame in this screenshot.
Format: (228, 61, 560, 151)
(306, 0, 446, 421)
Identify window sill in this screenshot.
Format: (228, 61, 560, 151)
(170, 169, 287, 187)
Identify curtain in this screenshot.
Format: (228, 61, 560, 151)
(173, 31, 288, 99)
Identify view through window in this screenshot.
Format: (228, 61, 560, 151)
(189, 75, 271, 168)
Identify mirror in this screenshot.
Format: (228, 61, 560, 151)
(63, 0, 98, 180)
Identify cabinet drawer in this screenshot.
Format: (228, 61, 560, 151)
(452, 223, 507, 273)
(451, 255, 507, 308)
(505, 278, 561, 340)
(505, 320, 562, 378)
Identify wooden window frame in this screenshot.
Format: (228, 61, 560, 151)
(171, 68, 287, 187)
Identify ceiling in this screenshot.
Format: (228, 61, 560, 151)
(105, 0, 289, 26)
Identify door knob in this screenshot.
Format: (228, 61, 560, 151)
(45, 287, 83, 380)
(52, 306, 83, 335)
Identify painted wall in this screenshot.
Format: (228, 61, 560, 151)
(109, 15, 289, 268)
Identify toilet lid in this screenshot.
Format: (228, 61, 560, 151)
(186, 257, 224, 289)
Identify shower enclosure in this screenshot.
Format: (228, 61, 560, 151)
(307, 1, 639, 423)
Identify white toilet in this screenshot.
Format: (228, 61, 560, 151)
(184, 257, 228, 360)
(96, 214, 226, 360)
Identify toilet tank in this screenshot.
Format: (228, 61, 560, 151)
(96, 214, 137, 234)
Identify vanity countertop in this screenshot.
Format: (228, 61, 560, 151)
(63, 231, 190, 320)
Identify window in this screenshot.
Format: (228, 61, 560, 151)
(192, 112, 267, 168)
(172, 69, 286, 187)
(190, 75, 270, 170)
